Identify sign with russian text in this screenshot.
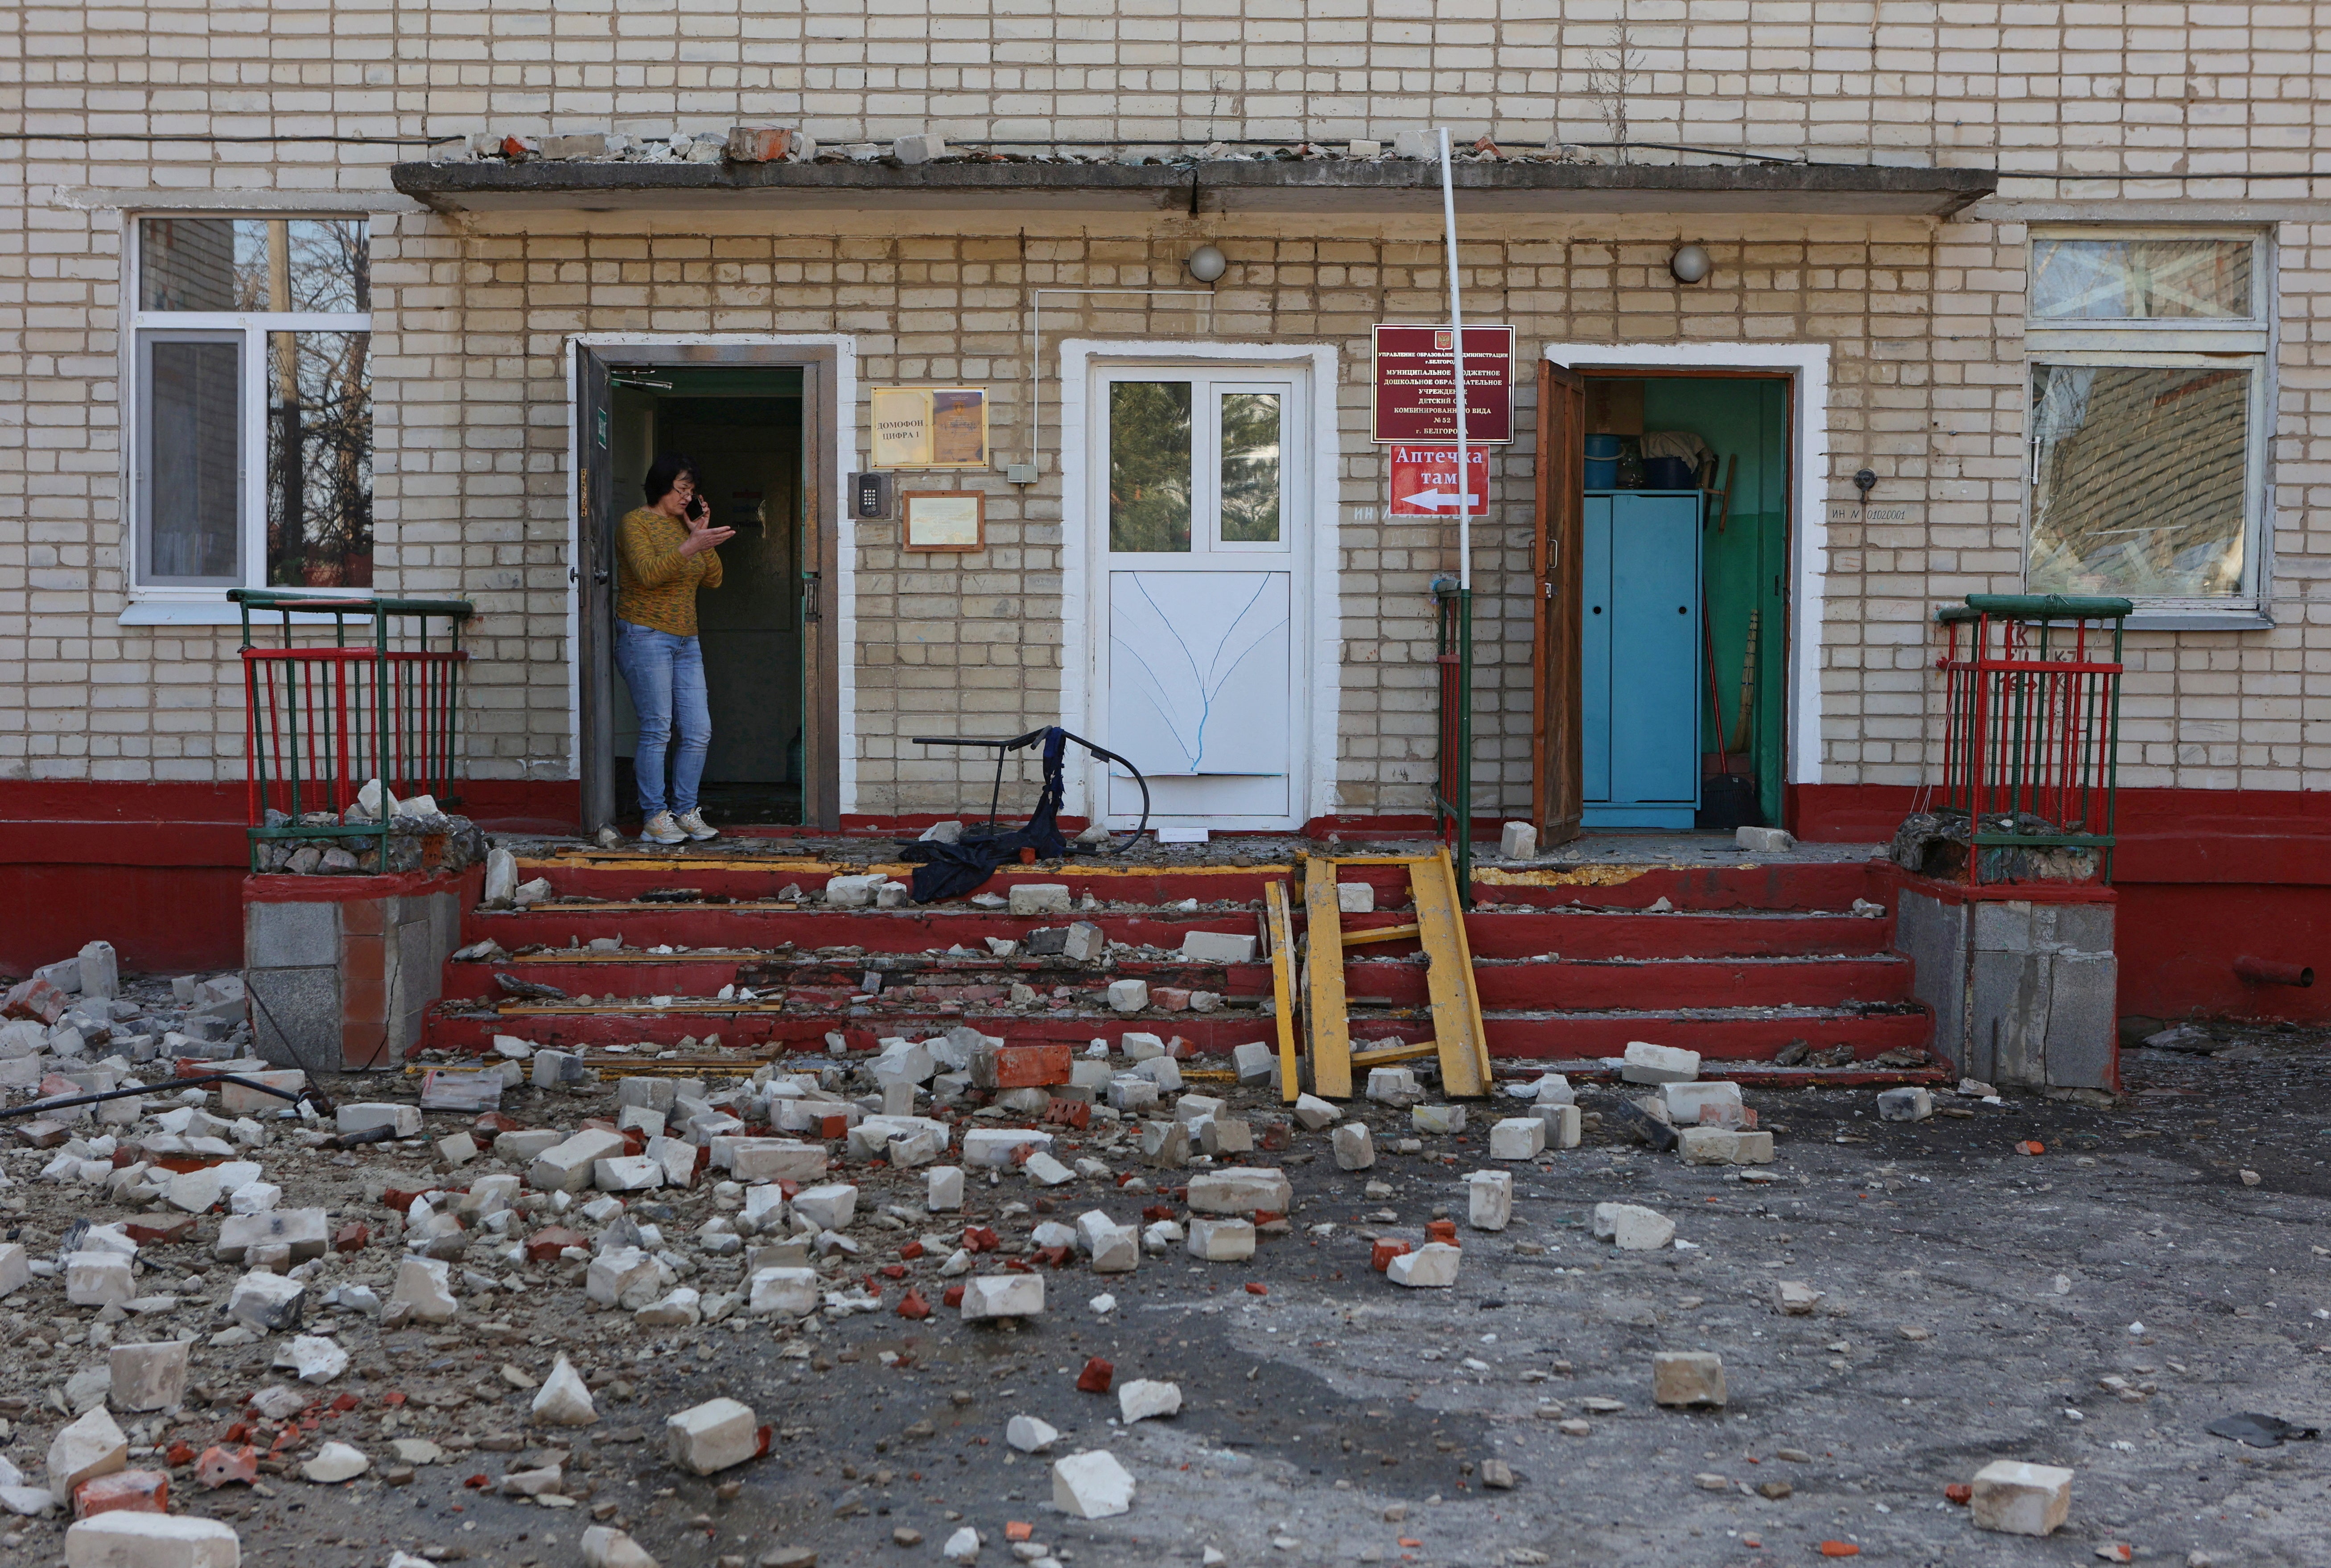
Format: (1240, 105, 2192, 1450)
(1371, 324, 1513, 443)
(870, 386, 990, 469)
(1387, 446, 1490, 516)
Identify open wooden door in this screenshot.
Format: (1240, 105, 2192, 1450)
(575, 347, 618, 837)
(1532, 359, 1585, 844)
(796, 359, 839, 830)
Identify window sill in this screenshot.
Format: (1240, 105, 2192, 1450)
(120, 600, 352, 627)
(2123, 610, 2273, 632)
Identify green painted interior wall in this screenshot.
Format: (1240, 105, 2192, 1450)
(1635, 376, 1790, 824)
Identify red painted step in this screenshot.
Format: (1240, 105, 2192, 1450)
(439, 949, 1908, 1012)
(1471, 860, 1886, 912)
(427, 849, 1931, 1070)
(498, 852, 1889, 916)
(458, 904, 1890, 961)
(1400, 955, 1911, 1010)
(462, 906, 1272, 951)
(424, 997, 1929, 1064)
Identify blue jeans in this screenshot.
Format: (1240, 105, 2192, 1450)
(615, 619, 709, 817)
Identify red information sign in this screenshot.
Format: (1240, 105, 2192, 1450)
(1371, 324, 1513, 444)
(1387, 446, 1489, 516)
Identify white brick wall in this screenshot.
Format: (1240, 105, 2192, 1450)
(3, 4, 2330, 804)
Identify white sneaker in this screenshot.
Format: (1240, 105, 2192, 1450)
(639, 811, 686, 845)
(675, 809, 718, 842)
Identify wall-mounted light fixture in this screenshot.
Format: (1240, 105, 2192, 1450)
(1186, 243, 1227, 283)
(1669, 243, 1711, 284)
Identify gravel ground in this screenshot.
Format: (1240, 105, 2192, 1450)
(3, 1016, 2328, 1568)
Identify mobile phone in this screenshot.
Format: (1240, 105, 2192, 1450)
(687, 495, 708, 523)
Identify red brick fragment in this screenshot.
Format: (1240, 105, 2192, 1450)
(962, 1226, 999, 1253)
(195, 1445, 258, 1489)
(994, 1044, 1073, 1089)
(524, 1225, 589, 1262)
(124, 1215, 198, 1246)
(1424, 1219, 1458, 1245)
(74, 1469, 169, 1519)
(1076, 1357, 1115, 1394)
(898, 1241, 925, 1260)
(1371, 1240, 1410, 1272)
(942, 1284, 966, 1309)
(726, 127, 793, 163)
(3, 976, 68, 1023)
(332, 1222, 370, 1254)
(896, 1288, 931, 1321)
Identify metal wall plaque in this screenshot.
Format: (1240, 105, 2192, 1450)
(1371, 325, 1514, 443)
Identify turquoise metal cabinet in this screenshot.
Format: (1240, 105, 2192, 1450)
(1581, 490, 1703, 828)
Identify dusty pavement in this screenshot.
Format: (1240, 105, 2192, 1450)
(2, 995, 2328, 1568)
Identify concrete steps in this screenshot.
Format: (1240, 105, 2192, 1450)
(424, 848, 1934, 1074)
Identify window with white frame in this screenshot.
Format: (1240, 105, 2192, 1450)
(132, 216, 372, 592)
(2023, 231, 2269, 616)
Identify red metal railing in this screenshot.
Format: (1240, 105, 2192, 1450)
(233, 589, 474, 871)
(1934, 593, 2130, 884)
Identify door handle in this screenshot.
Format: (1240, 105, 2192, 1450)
(802, 570, 823, 623)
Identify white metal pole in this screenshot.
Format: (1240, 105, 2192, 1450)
(1436, 128, 1470, 591)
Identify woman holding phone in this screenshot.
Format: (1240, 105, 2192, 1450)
(615, 453, 735, 844)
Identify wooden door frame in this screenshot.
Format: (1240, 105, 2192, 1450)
(1532, 344, 1830, 835)
(566, 335, 854, 833)
(1532, 360, 1586, 843)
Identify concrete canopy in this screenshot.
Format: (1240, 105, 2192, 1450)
(391, 155, 1997, 218)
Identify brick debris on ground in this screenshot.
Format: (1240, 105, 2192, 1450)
(0, 969, 2326, 1567)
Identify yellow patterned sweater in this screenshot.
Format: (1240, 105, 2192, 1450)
(615, 507, 724, 636)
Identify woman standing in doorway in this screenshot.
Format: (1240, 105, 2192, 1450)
(616, 453, 734, 844)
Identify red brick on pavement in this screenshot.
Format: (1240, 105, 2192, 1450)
(524, 1226, 589, 1262)
(195, 1445, 259, 1489)
(993, 1044, 1073, 1088)
(74, 1469, 169, 1519)
(3, 976, 68, 1023)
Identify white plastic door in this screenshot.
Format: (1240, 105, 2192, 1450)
(1091, 368, 1306, 828)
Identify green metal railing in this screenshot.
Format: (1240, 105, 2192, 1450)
(1934, 593, 2130, 884)
(233, 589, 474, 872)
(1432, 583, 1474, 902)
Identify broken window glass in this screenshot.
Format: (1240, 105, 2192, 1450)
(2030, 238, 2253, 322)
(266, 330, 374, 587)
(141, 337, 243, 583)
(139, 217, 370, 314)
(2027, 363, 2249, 598)
(1109, 381, 1192, 553)
(1218, 391, 1282, 543)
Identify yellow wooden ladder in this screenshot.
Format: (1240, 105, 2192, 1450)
(1272, 845, 1491, 1101)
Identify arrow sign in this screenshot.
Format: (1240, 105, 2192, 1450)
(1388, 446, 1489, 517)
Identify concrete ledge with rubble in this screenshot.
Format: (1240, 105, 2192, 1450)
(244, 866, 479, 1073)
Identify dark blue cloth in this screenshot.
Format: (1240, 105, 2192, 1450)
(899, 727, 1072, 903)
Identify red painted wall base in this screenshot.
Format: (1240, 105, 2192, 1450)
(1795, 782, 2331, 1023)
(8, 778, 2327, 1026)
(0, 779, 577, 978)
